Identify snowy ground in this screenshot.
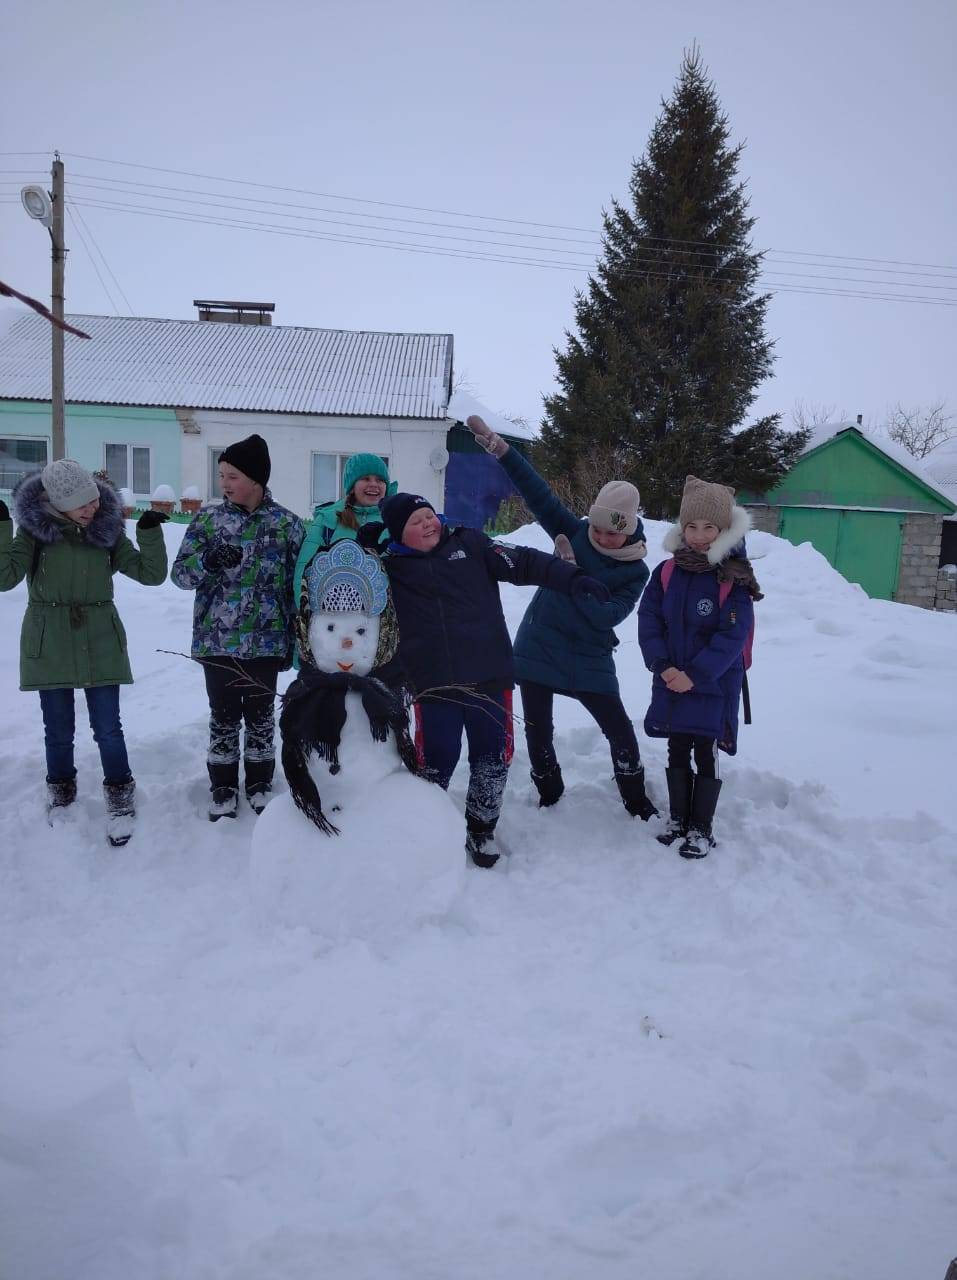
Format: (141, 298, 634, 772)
(1, 519, 955, 1280)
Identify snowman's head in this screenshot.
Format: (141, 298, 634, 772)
(300, 540, 393, 675)
(308, 611, 380, 676)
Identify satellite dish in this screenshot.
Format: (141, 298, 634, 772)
(429, 446, 449, 471)
(20, 185, 53, 229)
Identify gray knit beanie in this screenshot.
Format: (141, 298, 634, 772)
(588, 481, 640, 535)
(41, 459, 99, 513)
(678, 475, 735, 532)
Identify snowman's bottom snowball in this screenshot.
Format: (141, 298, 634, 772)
(249, 772, 467, 939)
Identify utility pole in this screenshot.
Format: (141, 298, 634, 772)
(50, 154, 66, 460)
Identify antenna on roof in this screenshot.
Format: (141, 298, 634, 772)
(856, 413, 863, 425)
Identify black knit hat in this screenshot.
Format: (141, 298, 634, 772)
(381, 492, 435, 544)
(219, 434, 271, 488)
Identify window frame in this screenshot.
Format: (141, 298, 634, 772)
(0, 434, 49, 492)
(103, 442, 153, 499)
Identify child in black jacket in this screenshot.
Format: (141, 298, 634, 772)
(373, 493, 610, 868)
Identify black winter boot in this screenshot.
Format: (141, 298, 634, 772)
(104, 776, 136, 848)
(679, 776, 722, 859)
(531, 763, 564, 808)
(46, 775, 77, 822)
(614, 767, 659, 821)
(244, 757, 275, 814)
(208, 761, 239, 822)
(657, 768, 693, 846)
(465, 810, 501, 869)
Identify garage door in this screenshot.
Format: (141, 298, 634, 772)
(779, 508, 904, 599)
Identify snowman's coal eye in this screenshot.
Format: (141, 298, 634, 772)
(326, 624, 334, 632)
(357, 627, 366, 636)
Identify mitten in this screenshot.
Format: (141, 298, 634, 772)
(570, 574, 611, 604)
(465, 414, 508, 458)
(203, 540, 244, 572)
(553, 533, 576, 564)
(137, 509, 170, 530)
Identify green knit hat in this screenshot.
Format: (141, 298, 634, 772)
(342, 453, 389, 497)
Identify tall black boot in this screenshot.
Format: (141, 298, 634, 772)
(465, 814, 500, 868)
(679, 776, 722, 859)
(657, 768, 693, 846)
(244, 757, 275, 814)
(614, 766, 659, 821)
(531, 763, 564, 808)
(104, 776, 136, 847)
(208, 761, 239, 821)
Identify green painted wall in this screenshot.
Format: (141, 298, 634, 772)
(0, 400, 181, 497)
(779, 507, 904, 599)
(744, 430, 953, 514)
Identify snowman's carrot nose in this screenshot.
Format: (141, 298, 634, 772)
(341, 637, 354, 649)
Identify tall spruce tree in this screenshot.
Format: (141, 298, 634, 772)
(538, 48, 807, 517)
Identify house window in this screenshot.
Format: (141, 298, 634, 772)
(105, 443, 151, 496)
(310, 453, 389, 506)
(0, 436, 48, 491)
(208, 447, 227, 500)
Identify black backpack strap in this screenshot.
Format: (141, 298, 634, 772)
(741, 671, 752, 725)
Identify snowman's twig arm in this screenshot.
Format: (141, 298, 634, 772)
(413, 684, 532, 728)
(157, 649, 287, 702)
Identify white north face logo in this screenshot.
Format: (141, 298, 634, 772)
(448, 549, 467, 560)
(697, 598, 714, 616)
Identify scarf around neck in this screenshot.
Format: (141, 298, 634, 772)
(672, 545, 764, 600)
(587, 527, 648, 562)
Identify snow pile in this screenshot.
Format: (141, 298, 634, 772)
(0, 519, 955, 1279)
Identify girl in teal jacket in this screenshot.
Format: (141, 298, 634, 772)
(292, 453, 396, 607)
(466, 416, 656, 821)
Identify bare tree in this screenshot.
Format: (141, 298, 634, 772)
(789, 400, 846, 433)
(452, 367, 477, 395)
(882, 401, 955, 459)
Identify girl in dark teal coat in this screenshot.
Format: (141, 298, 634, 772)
(466, 416, 656, 820)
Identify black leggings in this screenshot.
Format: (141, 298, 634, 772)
(667, 733, 718, 778)
(519, 681, 642, 777)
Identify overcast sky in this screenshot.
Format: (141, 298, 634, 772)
(3, 0, 955, 435)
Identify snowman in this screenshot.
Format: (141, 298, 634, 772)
(249, 540, 465, 940)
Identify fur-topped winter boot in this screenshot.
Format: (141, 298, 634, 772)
(657, 768, 692, 846)
(244, 757, 275, 815)
(614, 766, 659, 821)
(208, 762, 239, 822)
(46, 775, 77, 823)
(678, 776, 722, 859)
(531, 763, 564, 808)
(104, 776, 136, 848)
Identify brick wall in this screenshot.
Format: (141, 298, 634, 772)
(745, 505, 780, 535)
(894, 513, 944, 609)
(935, 564, 957, 612)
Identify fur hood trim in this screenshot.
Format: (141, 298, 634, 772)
(12, 471, 124, 548)
(662, 503, 751, 564)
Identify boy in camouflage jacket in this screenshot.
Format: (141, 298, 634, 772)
(171, 435, 305, 819)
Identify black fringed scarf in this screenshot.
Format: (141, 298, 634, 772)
(279, 664, 418, 835)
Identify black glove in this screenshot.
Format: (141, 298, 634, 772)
(570, 573, 612, 604)
(357, 521, 387, 550)
(137, 509, 169, 530)
(0, 499, 10, 522)
(203, 540, 243, 572)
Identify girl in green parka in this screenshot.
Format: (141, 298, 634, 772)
(292, 453, 396, 607)
(0, 460, 169, 846)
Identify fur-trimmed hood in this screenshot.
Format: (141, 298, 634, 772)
(662, 503, 751, 564)
(12, 471, 124, 548)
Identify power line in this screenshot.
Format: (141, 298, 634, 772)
(65, 203, 122, 314)
(62, 195, 957, 307)
(61, 175, 957, 284)
(62, 150, 957, 274)
(68, 202, 135, 314)
(62, 191, 957, 299)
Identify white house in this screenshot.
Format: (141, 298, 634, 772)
(0, 302, 456, 515)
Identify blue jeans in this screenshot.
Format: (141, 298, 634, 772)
(38, 685, 132, 784)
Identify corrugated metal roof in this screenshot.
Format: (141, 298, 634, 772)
(0, 312, 454, 419)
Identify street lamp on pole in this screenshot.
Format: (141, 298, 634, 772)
(21, 155, 66, 461)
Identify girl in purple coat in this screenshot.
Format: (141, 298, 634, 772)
(638, 476, 763, 859)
